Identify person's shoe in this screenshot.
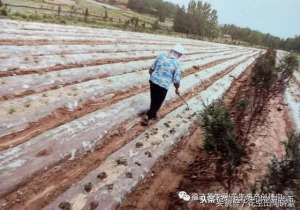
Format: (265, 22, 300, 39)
(141, 113, 159, 126)
(141, 117, 149, 126)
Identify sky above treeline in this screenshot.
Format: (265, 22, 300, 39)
(166, 0, 300, 39)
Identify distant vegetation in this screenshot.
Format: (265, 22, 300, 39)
(173, 0, 219, 38)
(222, 24, 300, 53)
(127, 0, 177, 22)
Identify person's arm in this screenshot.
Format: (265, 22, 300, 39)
(173, 63, 181, 95)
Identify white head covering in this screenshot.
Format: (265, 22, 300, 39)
(171, 44, 186, 55)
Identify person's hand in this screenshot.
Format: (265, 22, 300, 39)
(175, 88, 180, 95)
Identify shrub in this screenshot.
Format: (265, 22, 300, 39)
(259, 133, 300, 199)
(0, 6, 7, 16)
(199, 101, 244, 166)
(151, 20, 160, 30)
(237, 99, 249, 110)
(278, 53, 299, 82)
(12, 12, 27, 19)
(251, 49, 277, 90)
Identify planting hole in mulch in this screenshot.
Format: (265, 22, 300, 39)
(84, 182, 93, 193)
(116, 157, 128, 166)
(58, 201, 71, 210)
(145, 151, 152, 158)
(135, 142, 143, 148)
(125, 172, 133, 179)
(97, 172, 107, 180)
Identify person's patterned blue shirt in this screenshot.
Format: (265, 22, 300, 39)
(150, 53, 181, 90)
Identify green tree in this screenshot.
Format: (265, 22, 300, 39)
(173, 6, 188, 34)
(173, 0, 219, 38)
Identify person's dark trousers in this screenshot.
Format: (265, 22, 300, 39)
(147, 80, 168, 120)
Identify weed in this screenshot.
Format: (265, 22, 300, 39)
(151, 20, 160, 30)
(278, 53, 299, 82)
(0, 6, 7, 16)
(237, 99, 249, 110)
(251, 49, 277, 90)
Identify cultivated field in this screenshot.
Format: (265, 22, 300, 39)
(0, 20, 299, 210)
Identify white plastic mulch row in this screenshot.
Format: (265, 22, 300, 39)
(285, 82, 300, 134)
(42, 54, 258, 210)
(0, 44, 226, 57)
(0, 19, 219, 47)
(0, 52, 259, 197)
(275, 50, 288, 67)
(278, 50, 300, 134)
(0, 48, 235, 73)
(0, 20, 257, 59)
(294, 71, 300, 83)
(0, 52, 253, 139)
(0, 50, 244, 98)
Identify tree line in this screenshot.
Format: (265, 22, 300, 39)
(173, 0, 219, 38)
(221, 24, 300, 53)
(128, 0, 299, 53)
